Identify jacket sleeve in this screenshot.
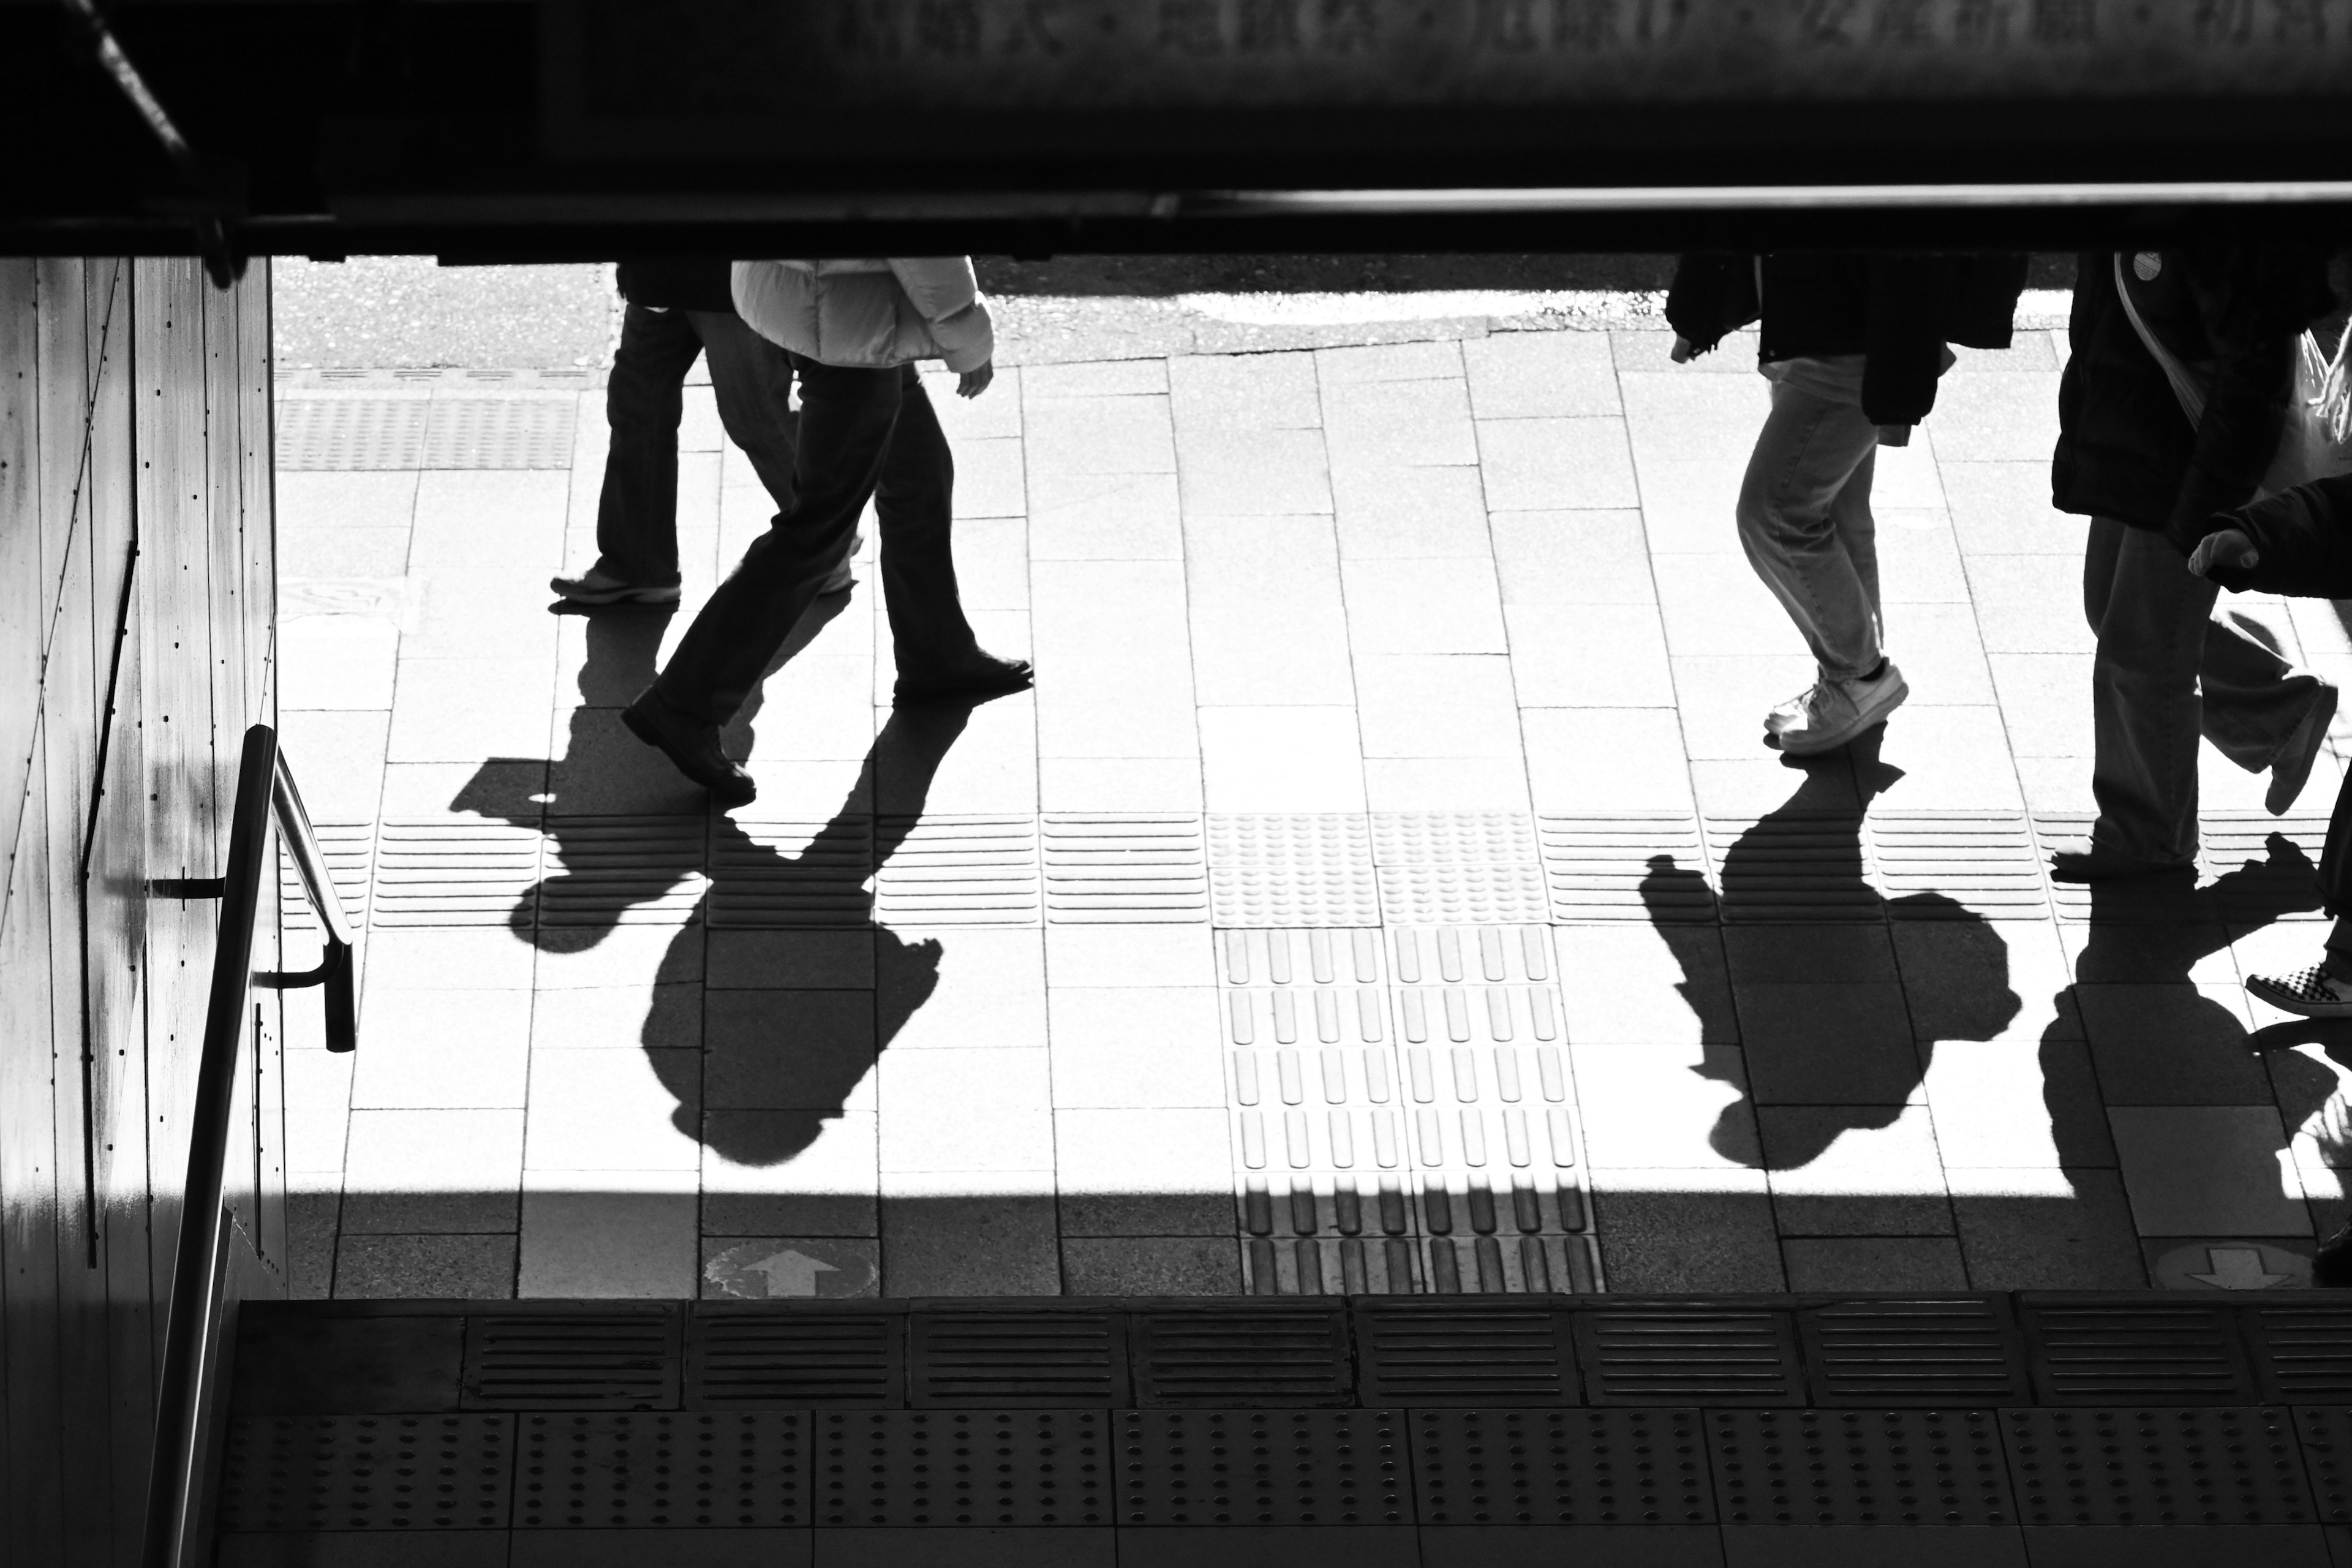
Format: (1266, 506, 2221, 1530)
(889, 257, 994, 373)
(2163, 245, 2328, 552)
(1664, 253, 1757, 357)
(2204, 473, 2352, 597)
(1860, 255, 1945, 427)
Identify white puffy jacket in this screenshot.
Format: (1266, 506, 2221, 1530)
(729, 258, 994, 374)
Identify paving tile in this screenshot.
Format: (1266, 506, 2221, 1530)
(949, 516, 1029, 611)
(1199, 707, 1367, 813)
(1653, 553, 1805, 657)
(1617, 367, 1770, 462)
(1060, 1236, 1240, 1294)
(1039, 756, 1205, 812)
(350, 990, 532, 1108)
(1321, 376, 1479, 469)
(1590, 1170, 1786, 1292)
(1735, 982, 1924, 1104)
(1028, 472, 1183, 560)
(1523, 708, 1693, 814)
(1924, 1036, 2117, 1168)
(1362, 759, 1535, 813)
(1988, 653, 2092, 758)
(1507, 604, 1675, 709)
(365, 927, 538, 991)
(1874, 508, 1973, 603)
(284, 1050, 356, 1174)
(1169, 351, 1322, 430)
(410, 472, 570, 568)
(1477, 417, 1640, 511)
(1965, 554, 2097, 654)
(1887, 919, 2072, 1050)
(1463, 330, 1619, 418)
(518, 1170, 698, 1297)
(702, 1235, 881, 1299)
(340, 1109, 524, 1234)
(277, 469, 420, 530)
(1781, 1236, 1969, 1291)
(1044, 924, 1217, 989)
(2058, 920, 2241, 986)
(1924, 372, 2064, 461)
(2076, 982, 2274, 1105)
(1354, 655, 1523, 758)
(1316, 339, 1463, 383)
(876, 1049, 1055, 1170)
(1024, 358, 1166, 398)
(525, 1048, 704, 1172)
(386, 656, 557, 762)
(1939, 461, 2086, 554)
(404, 570, 565, 662)
(1178, 427, 1333, 514)
(1947, 1167, 2147, 1288)
(1691, 755, 1860, 817)
(1630, 459, 1751, 557)
(533, 925, 704, 989)
(1035, 655, 1199, 760)
(1330, 465, 1493, 558)
(1185, 515, 1355, 704)
(707, 930, 875, 990)
(1054, 1107, 1234, 1235)
(1490, 510, 1657, 605)
(703, 1110, 879, 1236)
(276, 709, 391, 821)
(1341, 558, 1506, 654)
(2108, 1104, 2309, 1234)
(882, 927, 1046, 1050)
(333, 1233, 516, 1300)
(1670, 654, 1822, 761)
(704, 989, 878, 1110)
(1553, 925, 1738, 1044)
(1870, 704, 2024, 812)
(1883, 600, 1997, 700)
(874, 689, 1037, 816)
(1047, 987, 1224, 1108)
(530, 983, 699, 1051)
(1025, 393, 1175, 475)
(548, 707, 728, 812)
(1871, 431, 1950, 510)
(1760, 1103, 1953, 1235)
(280, 618, 401, 710)
(878, 1178, 1061, 1295)
(1032, 559, 1189, 658)
(951, 437, 1026, 521)
(1724, 924, 1896, 983)
(1570, 1038, 1760, 1169)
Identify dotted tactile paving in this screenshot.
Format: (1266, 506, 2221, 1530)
(275, 397, 430, 470)
(514, 1412, 806, 1528)
(1707, 1409, 2013, 1525)
(217, 1414, 514, 1531)
(279, 822, 372, 933)
(369, 819, 543, 927)
(706, 818, 873, 929)
(813, 1409, 1112, 1526)
(1378, 863, 1553, 925)
(1537, 815, 1715, 922)
(1040, 813, 1210, 922)
(2290, 1406, 2352, 1521)
(1414, 1408, 1713, 1525)
(535, 816, 709, 926)
(1115, 1408, 1411, 1524)
(872, 815, 1040, 925)
(2002, 1406, 2315, 1525)
(1869, 812, 2051, 919)
(420, 398, 579, 469)
(1372, 812, 1539, 866)
(1208, 814, 1380, 927)
(1705, 815, 1882, 923)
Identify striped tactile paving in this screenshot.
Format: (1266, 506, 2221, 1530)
(1040, 813, 1210, 923)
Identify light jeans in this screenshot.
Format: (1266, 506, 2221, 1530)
(1736, 355, 1884, 682)
(2084, 516, 2328, 862)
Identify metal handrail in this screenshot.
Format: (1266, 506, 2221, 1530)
(142, 723, 360, 1568)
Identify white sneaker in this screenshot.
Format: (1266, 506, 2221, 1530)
(2247, 965, 2352, 1019)
(1766, 661, 1909, 756)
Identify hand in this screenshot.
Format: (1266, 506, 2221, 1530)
(957, 361, 994, 399)
(1668, 335, 1695, 364)
(2188, 527, 2259, 578)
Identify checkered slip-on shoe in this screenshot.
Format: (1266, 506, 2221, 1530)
(2246, 965, 2352, 1019)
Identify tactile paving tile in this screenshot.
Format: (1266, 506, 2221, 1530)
(1705, 815, 1883, 922)
(218, 1413, 514, 1531)
(1537, 815, 1716, 922)
(535, 816, 709, 926)
(2247, 1303, 2352, 1403)
(1390, 925, 1553, 986)
(686, 1308, 904, 1409)
(1129, 1306, 1354, 1406)
(2290, 1406, 2352, 1521)
(872, 815, 1040, 925)
(462, 1310, 683, 1411)
(420, 397, 579, 469)
(2018, 1298, 2260, 1404)
(514, 1412, 805, 1528)
(1708, 1408, 2014, 1525)
(2204, 813, 2329, 922)
(274, 397, 430, 470)
(2001, 1406, 2316, 1525)
(1040, 813, 1209, 922)
(1868, 812, 2051, 919)
(813, 1409, 1112, 1526)
(910, 1307, 1129, 1407)
(1114, 1408, 1411, 1524)
(705, 818, 873, 928)
(1414, 1408, 1713, 1525)
(1373, 812, 1539, 865)
(2030, 814, 2209, 924)
(1354, 1301, 1580, 1406)
(370, 819, 542, 927)
(279, 822, 372, 933)
(1797, 1297, 2034, 1407)
(1207, 813, 1380, 927)
(1378, 862, 1553, 925)
(1240, 1177, 1425, 1297)
(1575, 1302, 1807, 1407)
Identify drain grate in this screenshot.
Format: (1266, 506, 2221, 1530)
(1708, 1408, 2013, 1525)
(1130, 1305, 1354, 1407)
(1869, 813, 2049, 919)
(1208, 814, 1381, 927)
(910, 1308, 1130, 1408)
(1115, 1408, 1410, 1525)
(686, 1307, 905, 1409)
(872, 815, 1041, 924)
(2019, 1297, 2260, 1404)
(1040, 814, 1210, 922)
(1798, 1297, 2032, 1407)
(1414, 1407, 1712, 1525)
(813, 1409, 1112, 1526)
(2002, 1406, 2315, 1525)
(706, 818, 873, 928)
(462, 1310, 683, 1411)
(1576, 1301, 1807, 1407)
(1354, 1301, 1578, 1406)
(514, 1412, 805, 1528)
(218, 1413, 514, 1531)
(536, 815, 709, 926)
(1537, 815, 1715, 922)
(371, 820, 543, 927)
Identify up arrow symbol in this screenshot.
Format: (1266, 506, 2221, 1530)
(2188, 1247, 2292, 1290)
(746, 1249, 841, 1298)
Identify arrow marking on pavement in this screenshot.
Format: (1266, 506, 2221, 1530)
(744, 1248, 841, 1298)
(2188, 1246, 2293, 1289)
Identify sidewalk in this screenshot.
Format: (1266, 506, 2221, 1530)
(271, 316, 2352, 1304)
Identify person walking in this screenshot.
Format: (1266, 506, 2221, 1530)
(622, 256, 1030, 807)
(1666, 252, 2027, 755)
(2047, 244, 2340, 882)
(553, 256, 853, 608)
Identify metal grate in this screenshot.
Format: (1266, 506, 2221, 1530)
(371, 820, 542, 927)
(1208, 814, 1381, 927)
(706, 818, 873, 928)
(1353, 1302, 1578, 1407)
(1537, 815, 1714, 922)
(1115, 1408, 1411, 1525)
(1797, 1297, 2033, 1407)
(1576, 1302, 1807, 1407)
(1708, 1408, 2013, 1525)
(686, 1308, 905, 1409)
(2019, 1298, 2260, 1404)
(813, 1409, 1112, 1526)
(513, 1411, 805, 1528)
(1869, 813, 2049, 919)
(217, 1414, 514, 1531)
(462, 1310, 683, 1411)
(1706, 815, 1882, 923)
(909, 1308, 1130, 1407)
(2002, 1406, 2315, 1525)
(1413, 1408, 1713, 1525)
(2247, 1304, 2352, 1403)
(873, 815, 1041, 925)
(1040, 813, 1210, 922)
(535, 815, 709, 926)
(1129, 1306, 1354, 1407)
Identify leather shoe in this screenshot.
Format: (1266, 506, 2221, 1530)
(2045, 835, 2196, 884)
(622, 691, 756, 806)
(894, 654, 1034, 707)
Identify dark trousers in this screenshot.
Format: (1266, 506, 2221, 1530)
(652, 360, 981, 726)
(595, 305, 799, 587)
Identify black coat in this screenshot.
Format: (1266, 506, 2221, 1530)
(616, 257, 737, 315)
(2204, 473, 2352, 598)
(1664, 252, 2027, 427)
(2052, 244, 2334, 552)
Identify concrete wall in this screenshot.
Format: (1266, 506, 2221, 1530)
(0, 258, 282, 1568)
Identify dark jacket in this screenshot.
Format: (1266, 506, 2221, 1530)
(616, 257, 736, 314)
(2052, 244, 2333, 552)
(2203, 473, 2352, 598)
(1665, 252, 2027, 427)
